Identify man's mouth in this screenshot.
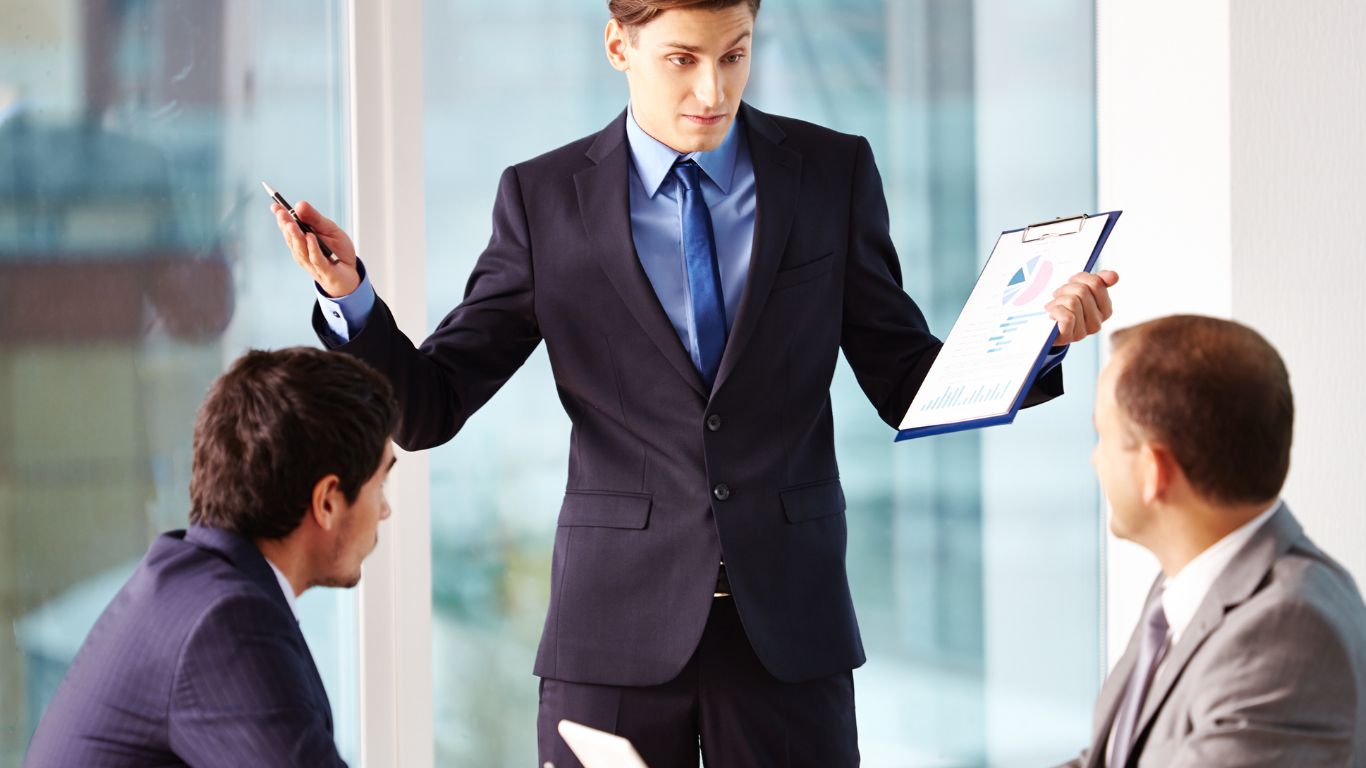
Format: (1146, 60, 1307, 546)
(684, 114, 726, 126)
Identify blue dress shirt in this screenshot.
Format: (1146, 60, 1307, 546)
(317, 106, 758, 362)
(315, 106, 1063, 377)
(624, 107, 756, 371)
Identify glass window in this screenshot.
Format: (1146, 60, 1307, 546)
(422, 1, 1099, 766)
(0, 1, 356, 763)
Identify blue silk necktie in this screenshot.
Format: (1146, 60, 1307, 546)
(673, 159, 728, 389)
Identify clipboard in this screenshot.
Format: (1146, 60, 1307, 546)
(556, 720, 651, 768)
(895, 210, 1122, 442)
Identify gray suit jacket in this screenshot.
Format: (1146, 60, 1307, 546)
(1058, 505, 1366, 767)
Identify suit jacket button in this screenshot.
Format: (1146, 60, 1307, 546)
(713, 483, 731, 501)
(706, 414, 723, 432)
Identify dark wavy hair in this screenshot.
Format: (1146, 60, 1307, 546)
(189, 347, 398, 539)
(609, 0, 761, 39)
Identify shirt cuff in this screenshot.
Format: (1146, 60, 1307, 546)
(316, 260, 374, 344)
(1039, 344, 1068, 376)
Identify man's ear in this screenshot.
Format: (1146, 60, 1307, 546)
(1139, 442, 1177, 505)
(605, 19, 631, 72)
(309, 474, 345, 532)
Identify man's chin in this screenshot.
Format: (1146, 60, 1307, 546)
(314, 572, 362, 590)
(1108, 516, 1136, 543)
(675, 120, 731, 152)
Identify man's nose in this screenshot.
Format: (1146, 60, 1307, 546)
(693, 65, 722, 110)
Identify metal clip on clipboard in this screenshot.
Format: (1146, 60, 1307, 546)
(1022, 213, 1088, 242)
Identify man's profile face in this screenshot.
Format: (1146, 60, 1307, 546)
(608, 5, 754, 154)
(1093, 354, 1148, 542)
(320, 441, 396, 589)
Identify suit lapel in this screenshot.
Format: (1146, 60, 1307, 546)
(1085, 577, 1162, 768)
(711, 104, 801, 396)
(574, 111, 707, 399)
(1130, 504, 1301, 751)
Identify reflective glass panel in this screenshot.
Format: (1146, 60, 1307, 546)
(0, 2, 356, 763)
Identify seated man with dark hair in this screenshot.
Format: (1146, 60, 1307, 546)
(25, 347, 399, 768)
(1061, 315, 1366, 767)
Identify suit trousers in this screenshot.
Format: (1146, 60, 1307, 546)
(537, 596, 859, 768)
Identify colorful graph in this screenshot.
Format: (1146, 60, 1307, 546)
(1002, 255, 1054, 307)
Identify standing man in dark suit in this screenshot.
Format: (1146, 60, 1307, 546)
(274, 1, 1118, 765)
(1058, 316, 1366, 767)
(24, 348, 399, 767)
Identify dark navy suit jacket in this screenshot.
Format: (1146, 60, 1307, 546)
(24, 525, 346, 767)
(317, 103, 1063, 687)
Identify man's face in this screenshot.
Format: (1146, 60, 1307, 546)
(608, 5, 754, 154)
(1093, 354, 1149, 542)
(319, 441, 395, 589)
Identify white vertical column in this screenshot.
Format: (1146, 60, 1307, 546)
(1099, 0, 1366, 675)
(1095, 0, 1233, 670)
(1229, 0, 1366, 581)
(348, 1, 432, 767)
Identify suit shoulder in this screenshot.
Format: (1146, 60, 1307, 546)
(509, 130, 600, 179)
(1216, 541, 1366, 669)
(1264, 540, 1366, 631)
(764, 112, 864, 149)
(750, 109, 870, 178)
(133, 535, 292, 640)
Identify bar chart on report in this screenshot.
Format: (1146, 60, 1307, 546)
(897, 212, 1117, 435)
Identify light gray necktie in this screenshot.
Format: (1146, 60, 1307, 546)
(1109, 591, 1170, 767)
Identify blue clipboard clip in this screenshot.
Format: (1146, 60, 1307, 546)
(895, 210, 1122, 442)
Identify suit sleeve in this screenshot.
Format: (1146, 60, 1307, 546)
(1166, 599, 1358, 767)
(313, 165, 542, 450)
(839, 136, 1061, 428)
(167, 593, 347, 767)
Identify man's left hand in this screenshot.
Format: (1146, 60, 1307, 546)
(1047, 270, 1119, 348)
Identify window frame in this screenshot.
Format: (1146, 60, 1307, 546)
(349, 2, 434, 766)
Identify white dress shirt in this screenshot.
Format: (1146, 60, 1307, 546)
(1161, 500, 1283, 645)
(265, 558, 301, 621)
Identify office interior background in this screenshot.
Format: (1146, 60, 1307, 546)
(0, 0, 1361, 766)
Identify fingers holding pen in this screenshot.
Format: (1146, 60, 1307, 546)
(272, 203, 313, 274)
(268, 195, 361, 296)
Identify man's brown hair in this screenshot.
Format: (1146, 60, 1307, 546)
(189, 347, 399, 539)
(609, 0, 761, 37)
(1110, 315, 1293, 506)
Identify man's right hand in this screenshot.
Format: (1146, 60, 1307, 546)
(272, 201, 360, 297)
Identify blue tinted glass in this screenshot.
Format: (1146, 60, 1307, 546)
(423, 2, 1099, 764)
(0, 2, 356, 763)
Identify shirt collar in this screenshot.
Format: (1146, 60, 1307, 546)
(625, 104, 741, 198)
(264, 557, 301, 620)
(1161, 499, 1283, 642)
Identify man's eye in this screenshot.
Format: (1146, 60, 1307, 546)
(668, 55, 693, 66)
(725, 53, 746, 64)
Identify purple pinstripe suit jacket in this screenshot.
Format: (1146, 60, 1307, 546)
(24, 525, 346, 767)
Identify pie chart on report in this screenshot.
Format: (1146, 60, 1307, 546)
(1003, 256, 1054, 307)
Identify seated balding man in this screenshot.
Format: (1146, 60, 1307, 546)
(25, 347, 398, 767)
(1060, 315, 1366, 767)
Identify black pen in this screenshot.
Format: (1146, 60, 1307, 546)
(262, 182, 340, 264)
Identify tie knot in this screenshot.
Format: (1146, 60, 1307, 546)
(673, 159, 702, 191)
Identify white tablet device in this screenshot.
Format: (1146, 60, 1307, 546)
(556, 720, 651, 768)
